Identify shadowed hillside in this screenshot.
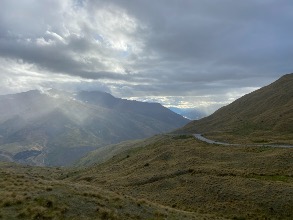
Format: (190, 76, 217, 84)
(180, 74, 293, 144)
(0, 90, 189, 166)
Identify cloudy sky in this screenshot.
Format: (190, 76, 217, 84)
(0, 0, 292, 113)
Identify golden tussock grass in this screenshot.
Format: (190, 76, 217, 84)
(69, 134, 293, 219)
(0, 160, 217, 219)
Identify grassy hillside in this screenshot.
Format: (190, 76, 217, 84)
(2, 135, 292, 219)
(180, 73, 293, 144)
(70, 134, 293, 219)
(75, 135, 166, 167)
(0, 162, 223, 220)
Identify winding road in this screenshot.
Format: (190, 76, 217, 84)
(193, 134, 293, 148)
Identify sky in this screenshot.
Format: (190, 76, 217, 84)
(0, 0, 293, 114)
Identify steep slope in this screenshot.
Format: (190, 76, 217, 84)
(180, 73, 293, 144)
(0, 90, 189, 166)
(69, 134, 293, 219)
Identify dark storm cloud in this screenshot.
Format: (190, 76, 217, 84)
(0, 0, 293, 112)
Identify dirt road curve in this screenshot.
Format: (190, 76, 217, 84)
(193, 134, 293, 148)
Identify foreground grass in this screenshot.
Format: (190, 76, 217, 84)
(1, 134, 292, 219)
(69, 135, 293, 220)
(0, 162, 220, 219)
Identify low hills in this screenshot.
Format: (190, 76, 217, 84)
(181, 73, 293, 144)
(1, 135, 292, 219)
(75, 136, 163, 167)
(0, 90, 189, 166)
(69, 134, 293, 219)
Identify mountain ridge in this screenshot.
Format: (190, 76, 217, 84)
(179, 73, 293, 144)
(0, 89, 189, 166)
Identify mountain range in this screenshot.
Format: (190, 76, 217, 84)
(0, 90, 189, 166)
(0, 74, 292, 219)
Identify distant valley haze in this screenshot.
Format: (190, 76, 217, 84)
(0, 89, 189, 166)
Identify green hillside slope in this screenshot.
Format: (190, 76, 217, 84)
(180, 73, 293, 144)
(75, 135, 165, 167)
